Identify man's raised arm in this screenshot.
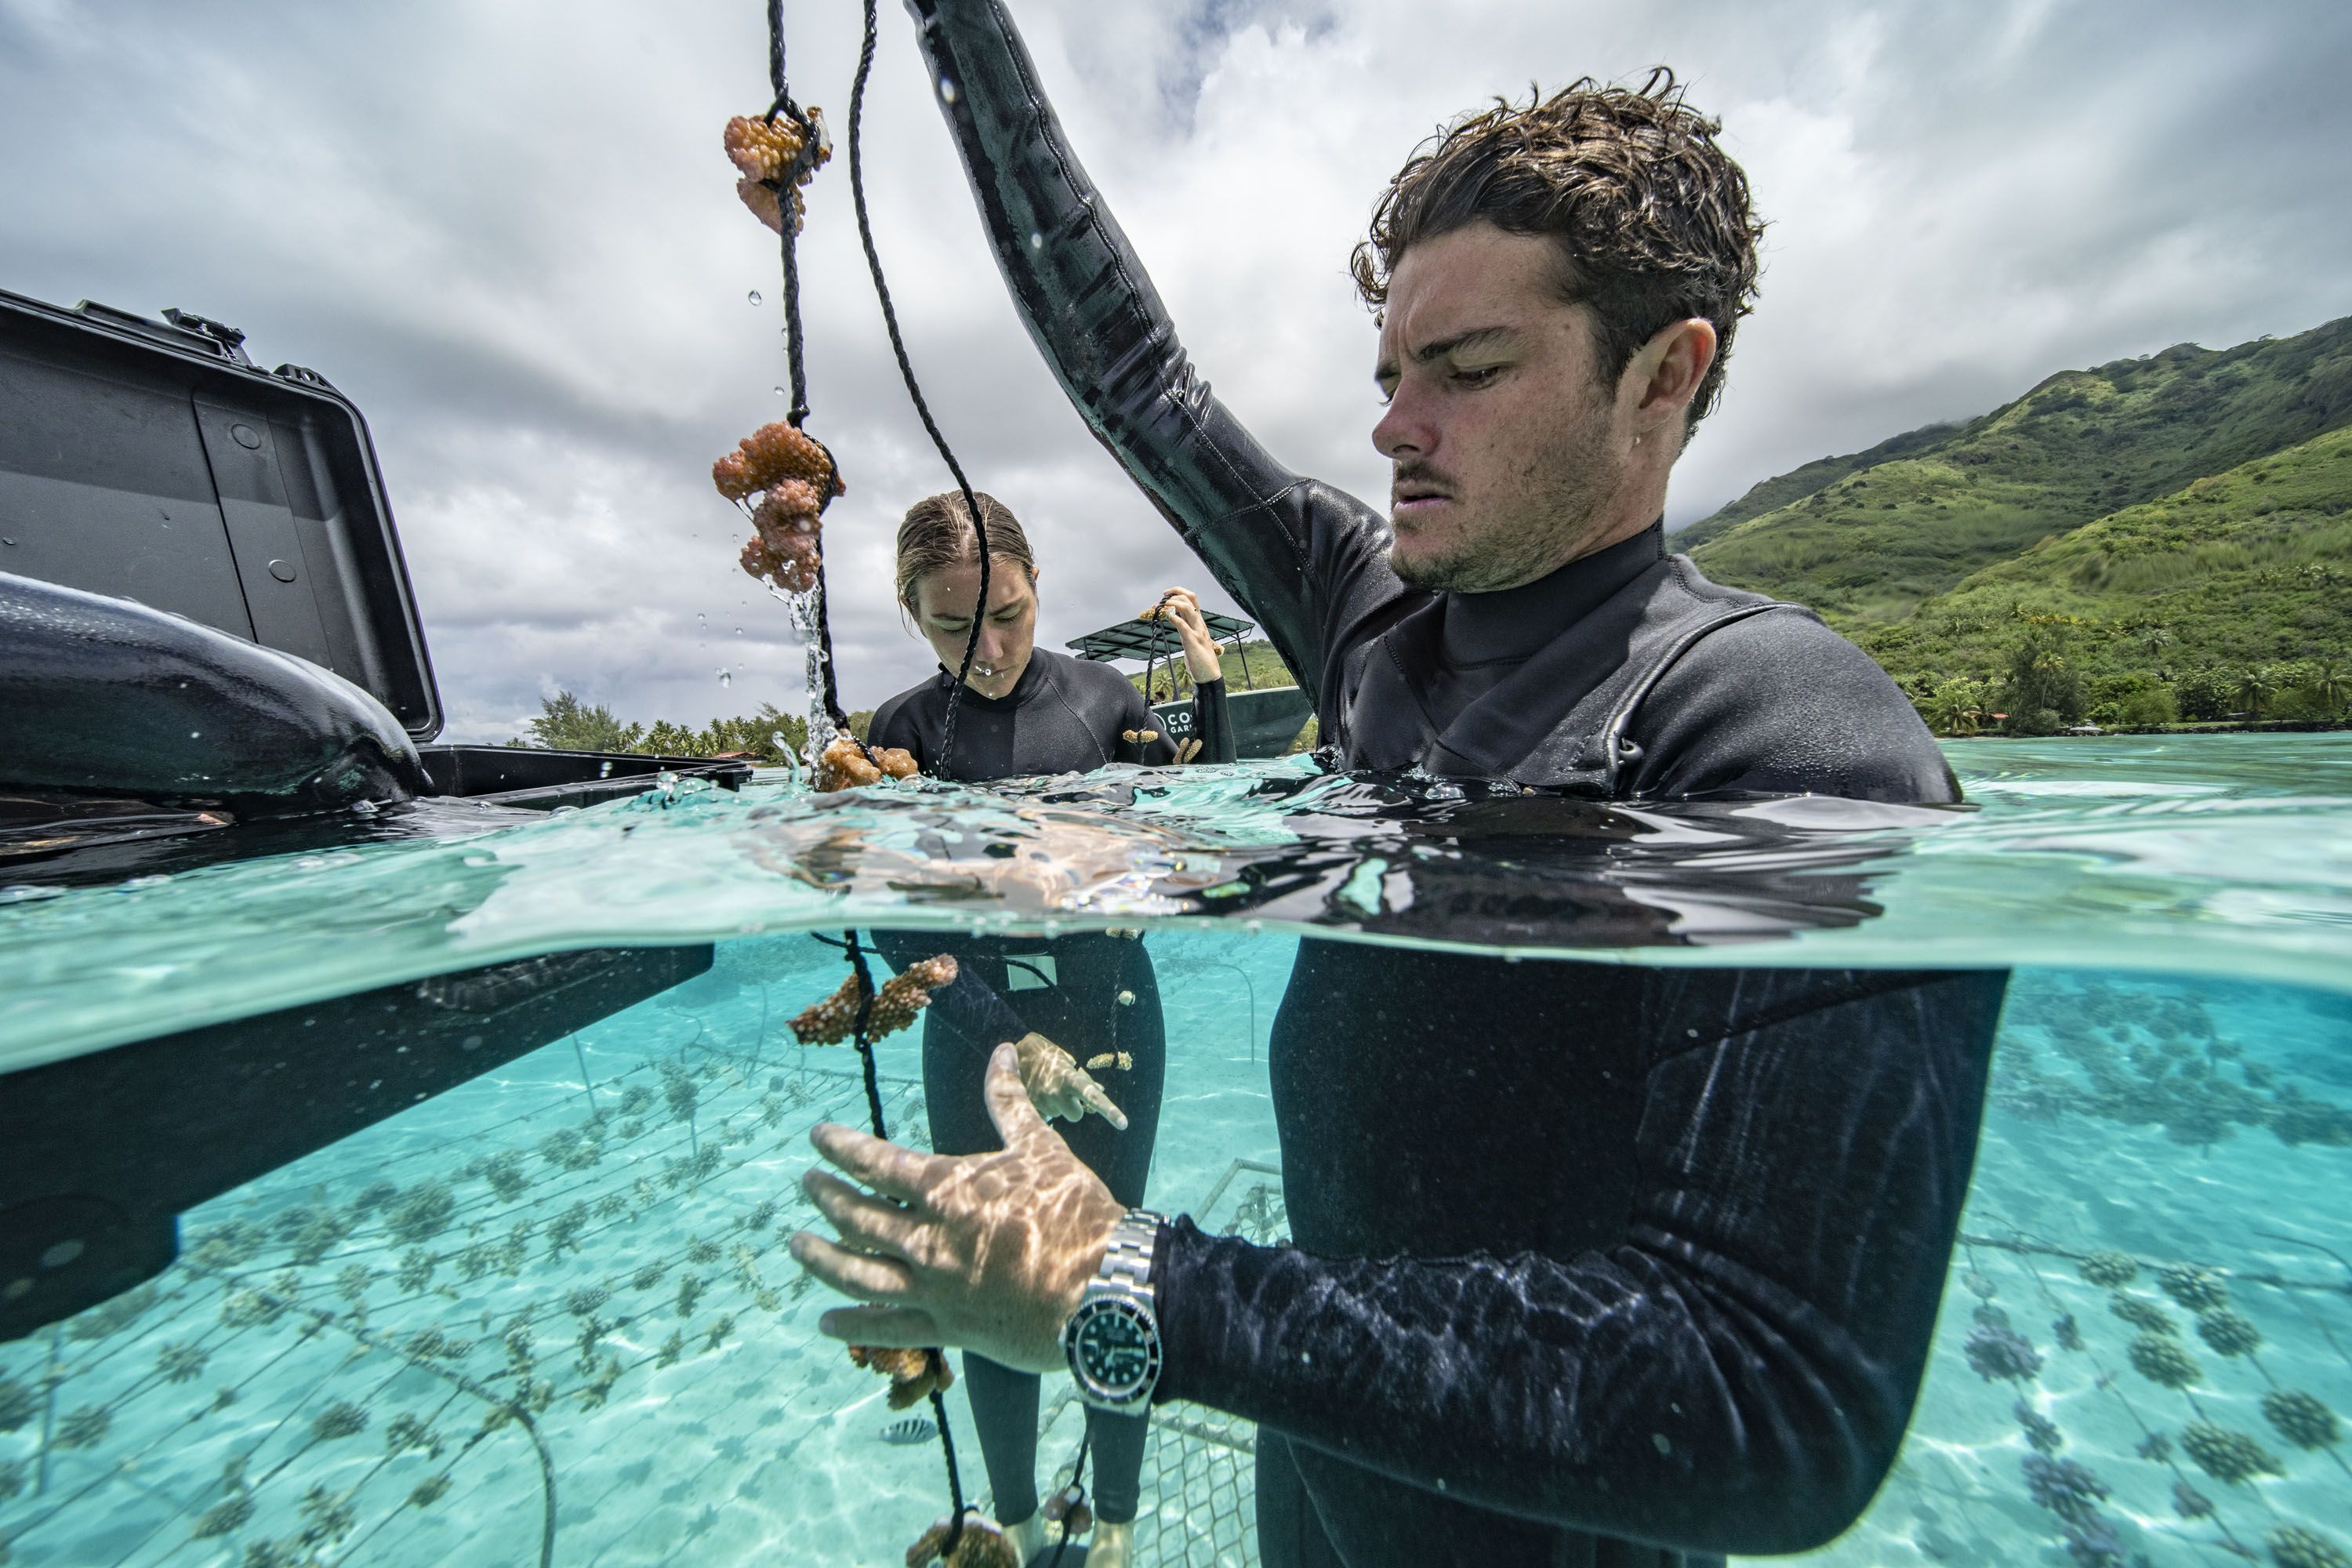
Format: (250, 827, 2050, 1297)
(905, 0, 1401, 707)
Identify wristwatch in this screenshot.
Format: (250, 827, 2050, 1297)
(1061, 1209, 1165, 1414)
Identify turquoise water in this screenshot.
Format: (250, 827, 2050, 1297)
(2, 737, 2349, 1565)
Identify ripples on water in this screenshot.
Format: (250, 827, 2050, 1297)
(0, 737, 2347, 1565)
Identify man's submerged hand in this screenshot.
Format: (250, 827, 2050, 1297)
(791, 1043, 1127, 1374)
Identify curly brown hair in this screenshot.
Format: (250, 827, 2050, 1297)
(1352, 68, 1762, 430)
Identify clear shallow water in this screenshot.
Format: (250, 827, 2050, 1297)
(2, 737, 2349, 1566)
(4, 736, 2350, 1073)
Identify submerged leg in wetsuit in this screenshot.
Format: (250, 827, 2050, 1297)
(916, 931, 1168, 1534)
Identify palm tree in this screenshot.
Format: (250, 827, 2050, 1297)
(2234, 665, 2279, 721)
(2307, 658, 2349, 719)
(2139, 623, 2173, 664)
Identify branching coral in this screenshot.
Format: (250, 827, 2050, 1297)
(2128, 1332, 2201, 1388)
(850, 1345, 955, 1410)
(53, 1404, 111, 1449)
(2197, 1307, 2263, 1358)
(713, 423, 847, 593)
(2016, 1400, 2064, 1454)
(2052, 1313, 2084, 1352)
(2109, 1292, 2176, 1335)
(310, 1401, 368, 1441)
(2269, 1526, 2352, 1568)
(812, 734, 920, 791)
(724, 110, 831, 234)
(157, 1341, 209, 1385)
(2020, 1453, 2107, 1524)
(385, 1181, 456, 1247)
(791, 956, 958, 1045)
(0, 1375, 35, 1433)
(2078, 1250, 2139, 1288)
(2263, 1388, 2340, 1450)
(1963, 1322, 2042, 1382)
(906, 1512, 1023, 1568)
(191, 1494, 255, 1539)
(2180, 1419, 2281, 1484)
(2156, 1264, 2229, 1312)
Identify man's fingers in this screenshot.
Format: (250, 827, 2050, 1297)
(802, 1167, 927, 1261)
(809, 1120, 935, 1203)
(1080, 1080, 1130, 1131)
(789, 1231, 920, 1305)
(985, 1041, 1051, 1145)
(815, 1304, 942, 1347)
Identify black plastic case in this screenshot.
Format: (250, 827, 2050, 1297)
(0, 285, 749, 810)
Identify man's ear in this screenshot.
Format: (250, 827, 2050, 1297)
(1629, 318, 1717, 434)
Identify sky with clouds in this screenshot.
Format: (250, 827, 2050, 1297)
(5, 0, 2350, 741)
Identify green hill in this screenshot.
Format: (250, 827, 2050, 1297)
(1682, 318, 2352, 625)
(1860, 427, 2352, 725)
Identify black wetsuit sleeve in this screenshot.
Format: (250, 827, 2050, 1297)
(1152, 968, 2002, 1555)
(904, 0, 1410, 722)
(867, 929, 1030, 1053)
(1189, 676, 1236, 763)
(1628, 612, 1961, 804)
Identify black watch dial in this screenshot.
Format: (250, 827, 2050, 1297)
(1073, 1299, 1160, 1394)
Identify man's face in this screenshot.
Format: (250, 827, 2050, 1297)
(1372, 222, 1630, 593)
(912, 558, 1037, 699)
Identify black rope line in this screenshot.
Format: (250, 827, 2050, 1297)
(757, 0, 861, 744)
(839, 928, 970, 1555)
(1041, 1428, 1092, 1566)
(848, 0, 990, 778)
(762, 0, 982, 1546)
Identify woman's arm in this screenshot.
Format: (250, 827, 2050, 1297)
(1157, 587, 1236, 763)
(1151, 968, 2005, 1555)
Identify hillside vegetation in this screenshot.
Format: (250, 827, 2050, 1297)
(1682, 317, 2352, 732)
(1684, 318, 2352, 625)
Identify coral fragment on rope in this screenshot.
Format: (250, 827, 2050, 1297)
(848, 1344, 955, 1410)
(789, 956, 958, 1046)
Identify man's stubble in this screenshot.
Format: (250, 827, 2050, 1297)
(1387, 394, 1626, 595)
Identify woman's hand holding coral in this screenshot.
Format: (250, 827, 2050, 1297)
(792, 1044, 1128, 1374)
(1011, 1031, 1128, 1129)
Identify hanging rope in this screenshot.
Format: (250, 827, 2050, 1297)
(848, 0, 990, 777)
(754, 0, 861, 746)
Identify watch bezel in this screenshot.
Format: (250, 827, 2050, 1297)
(1062, 1294, 1163, 1406)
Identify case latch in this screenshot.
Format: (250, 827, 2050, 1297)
(160, 307, 255, 365)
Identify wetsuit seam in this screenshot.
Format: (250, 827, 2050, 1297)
(1641, 971, 1959, 1063)
(1043, 659, 1115, 767)
(1605, 595, 1807, 797)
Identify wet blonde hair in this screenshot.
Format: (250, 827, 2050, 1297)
(893, 490, 1037, 615)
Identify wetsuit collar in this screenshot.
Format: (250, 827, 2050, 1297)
(936, 649, 1053, 711)
(1436, 521, 1666, 670)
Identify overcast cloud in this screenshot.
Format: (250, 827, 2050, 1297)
(5, 0, 2350, 739)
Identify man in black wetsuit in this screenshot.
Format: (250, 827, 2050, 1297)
(792, 6, 2008, 1564)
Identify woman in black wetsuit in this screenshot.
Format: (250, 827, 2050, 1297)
(868, 490, 1234, 1566)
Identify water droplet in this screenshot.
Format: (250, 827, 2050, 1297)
(697, 612, 706, 625)
(775, 385, 788, 396)
(747, 289, 763, 305)
(188, 730, 201, 739)
(718, 670, 732, 688)
(938, 76, 960, 103)
(1027, 231, 1044, 251)
(734, 626, 743, 635)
